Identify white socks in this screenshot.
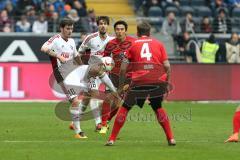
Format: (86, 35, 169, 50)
(90, 98, 102, 125)
(69, 107, 81, 134)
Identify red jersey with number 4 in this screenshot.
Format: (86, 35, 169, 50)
(104, 36, 136, 74)
(126, 36, 168, 85)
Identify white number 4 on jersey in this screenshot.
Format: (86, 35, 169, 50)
(140, 43, 152, 61)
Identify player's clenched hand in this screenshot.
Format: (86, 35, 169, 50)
(57, 55, 67, 63)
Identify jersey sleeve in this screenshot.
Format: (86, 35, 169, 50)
(43, 35, 59, 51)
(159, 43, 168, 62)
(78, 35, 91, 54)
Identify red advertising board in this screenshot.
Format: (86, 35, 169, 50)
(168, 64, 240, 100)
(0, 63, 63, 100)
(0, 63, 239, 101)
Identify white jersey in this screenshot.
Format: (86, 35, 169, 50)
(64, 65, 90, 92)
(43, 34, 78, 68)
(78, 32, 114, 64)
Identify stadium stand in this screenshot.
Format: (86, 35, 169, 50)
(0, 0, 240, 63)
(86, 0, 137, 34)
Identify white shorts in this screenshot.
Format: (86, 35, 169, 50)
(88, 77, 102, 90)
(63, 65, 90, 99)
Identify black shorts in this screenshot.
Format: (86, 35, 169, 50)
(53, 68, 64, 83)
(122, 84, 168, 111)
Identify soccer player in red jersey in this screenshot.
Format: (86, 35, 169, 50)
(105, 21, 176, 146)
(100, 20, 136, 134)
(225, 105, 240, 143)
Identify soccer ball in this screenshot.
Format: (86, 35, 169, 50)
(101, 56, 115, 71)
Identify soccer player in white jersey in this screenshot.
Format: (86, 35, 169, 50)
(78, 16, 114, 131)
(64, 56, 119, 138)
(40, 18, 88, 138)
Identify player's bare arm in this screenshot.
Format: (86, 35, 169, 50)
(163, 60, 171, 82)
(40, 44, 67, 63)
(74, 54, 83, 65)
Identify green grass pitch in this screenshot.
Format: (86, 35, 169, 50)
(0, 102, 239, 160)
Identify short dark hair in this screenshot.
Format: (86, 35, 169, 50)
(114, 20, 128, 31)
(96, 16, 110, 25)
(137, 21, 151, 37)
(59, 18, 74, 28)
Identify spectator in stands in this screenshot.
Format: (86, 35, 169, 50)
(32, 13, 48, 33)
(15, 15, 31, 32)
(200, 34, 219, 63)
(2, 23, 12, 32)
(215, 42, 227, 63)
(142, 0, 162, 16)
(32, 0, 42, 11)
(161, 11, 181, 37)
(48, 12, 60, 32)
(71, 0, 87, 17)
(64, 4, 72, 13)
(0, 9, 13, 32)
(178, 32, 199, 63)
(210, 0, 228, 11)
(87, 9, 98, 33)
(180, 12, 196, 33)
(213, 8, 231, 34)
(225, 32, 240, 63)
(200, 16, 212, 33)
(67, 9, 82, 32)
(5, 1, 16, 17)
(134, 0, 145, 14)
(16, 0, 35, 15)
(25, 6, 37, 26)
(52, 0, 67, 17)
(44, 3, 55, 19)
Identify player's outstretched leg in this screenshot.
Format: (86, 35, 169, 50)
(105, 107, 129, 146)
(154, 107, 176, 146)
(100, 101, 111, 134)
(225, 106, 240, 143)
(90, 98, 102, 132)
(69, 99, 87, 139)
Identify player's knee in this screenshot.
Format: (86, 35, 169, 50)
(71, 98, 79, 107)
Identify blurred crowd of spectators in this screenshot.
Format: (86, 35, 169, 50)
(0, 0, 98, 33)
(134, 0, 240, 34)
(133, 0, 240, 63)
(0, 0, 239, 63)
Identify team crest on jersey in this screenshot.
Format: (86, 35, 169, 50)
(61, 45, 64, 48)
(70, 45, 73, 50)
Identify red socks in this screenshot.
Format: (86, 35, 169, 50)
(233, 111, 240, 134)
(101, 101, 111, 126)
(155, 108, 174, 140)
(109, 107, 128, 141)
